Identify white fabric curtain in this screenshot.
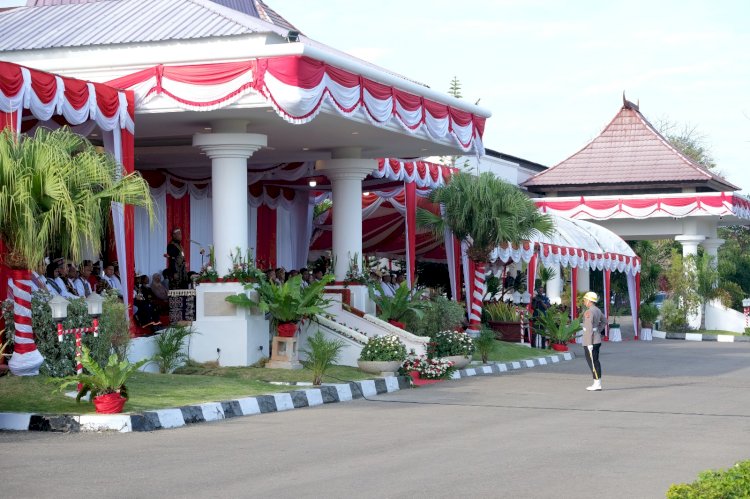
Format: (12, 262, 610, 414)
(103, 128, 130, 309)
(291, 192, 312, 270)
(627, 273, 638, 336)
(189, 195, 213, 272)
(276, 204, 293, 270)
(134, 188, 167, 278)
(441, 205, 458, 301)
(248, 205, 258, 261)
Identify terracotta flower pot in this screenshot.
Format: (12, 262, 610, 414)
(93, 392, 127, 414)
(388, 320, 406, 330)
(409, 371, 444, 386)
(276, 322, 298, 337)
(551, 343, 569, 352)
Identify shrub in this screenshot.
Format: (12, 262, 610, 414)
(639, 303, 659, 327)
(666, 460, 750, 498)
(661, 298, 690, 333)
(427, 330, 474, 357)
(475, 327, 496, 364)
(484, 301, 522, 322)
(91, 291, 130, 363)
(745, 327, 750, 337)
(300, 330, 346, 386)
(359, 335, 407, 362)
(535, 308, 581, 345)
(153, 325, 195, 373)
(403, 295, 467, 337)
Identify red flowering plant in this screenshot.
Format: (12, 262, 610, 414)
(400, 353, 455, 380)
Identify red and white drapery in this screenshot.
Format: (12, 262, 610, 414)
(373, 158, 456, 190)
(105, 56, 486, 155)
(1, 61, 135, 374)
(536, 192, 750, 221)
(135, 172, 311, 277)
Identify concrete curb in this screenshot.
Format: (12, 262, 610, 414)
(0, 352, 574, 433)
(652, 330, 750, 343)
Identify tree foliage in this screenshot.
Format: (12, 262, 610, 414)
(417, 172, 553, 263)
(656, 118, 716, 170)
(448, 76, 462, 99)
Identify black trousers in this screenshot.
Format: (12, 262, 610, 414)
(584, 343, 602, 379)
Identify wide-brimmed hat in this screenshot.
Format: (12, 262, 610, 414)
(583, 291, 599, 303)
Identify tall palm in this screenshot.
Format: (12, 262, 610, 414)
(417, 172, 553, 329)
(0, 127, 154, 375)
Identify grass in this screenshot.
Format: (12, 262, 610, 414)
(692, 330, 745, 336)
(0, 361, 371, 414)
(472, 340, 554, 363)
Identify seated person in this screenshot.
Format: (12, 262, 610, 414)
(134, 274, 161, 329)
(30, 260, 52, 294)
(54, 261, 77, 298)
(44, 262, 63, 296)
(75, 264, 94, 297)
(100, 264, 124, 297)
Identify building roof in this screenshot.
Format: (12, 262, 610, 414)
(485, 148, 547, 173)
(522, 99, 738, 192)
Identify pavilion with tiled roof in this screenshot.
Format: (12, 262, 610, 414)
(523, 98, 738, 196)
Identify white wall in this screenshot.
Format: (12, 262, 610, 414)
(705, 300, 747, 333)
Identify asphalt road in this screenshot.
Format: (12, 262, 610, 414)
(2, 339, 750, 498)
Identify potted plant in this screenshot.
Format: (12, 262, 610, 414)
(535, 308, 582, 352)
(427, 330, 474, 369)
(401, 354, 455, 386)
(357, 335, 407, 374)
(227, 274, 334, 337)
(369, 282, 428, 330)
(52, 345, 149, 414)
(639, 303, 659, 341)
(484, 301, 523, 342)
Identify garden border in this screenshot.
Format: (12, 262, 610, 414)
(651, 330, 750, 343)
(0, 352, 574, 433)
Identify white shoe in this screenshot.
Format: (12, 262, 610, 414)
(586, 379, 602, 391)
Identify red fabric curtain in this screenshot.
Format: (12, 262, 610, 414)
(122, 124, 136, 317)
(453, 236, 462, 301)
(166, 194, 191, 270)
(256, 205, 277, 270)
(635, 273, 641, 340)
(526, 253, 538, 314)
(571, 267, 579, 320)
(604, 270, 611, 337)
(0, 111, 17, 331)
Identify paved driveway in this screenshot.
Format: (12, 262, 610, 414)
(2, 340, 749, 498)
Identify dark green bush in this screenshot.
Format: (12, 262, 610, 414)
(667, 460, 750, 498)
(404, 296, 466, 337)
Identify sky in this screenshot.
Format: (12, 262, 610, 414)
(1, 0, 748, 191)
(276, 0, 750, 191)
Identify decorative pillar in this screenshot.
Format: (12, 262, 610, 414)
(193, 122, 266, 275)
(316, 150, 376, 280)
(546, 263, 563, 305)
(701, 238, 724, 270)
(675, 234, 706, 329)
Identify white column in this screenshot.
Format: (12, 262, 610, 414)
(701, 238, 724, 268)
(576, 266, 590, 293)
(675, 235, 705, 257)
(546, 263, 563, 305)
(316, 151, 376, 280)
(193, 125, 266, 275)
(675, 234, 706, 329)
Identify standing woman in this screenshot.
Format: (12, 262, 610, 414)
(582, 291, 606, 391)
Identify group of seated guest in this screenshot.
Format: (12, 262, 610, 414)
(30, 258, 126, 300)
(133, 273, 166, 329)
(263, 267, 326, 287)
(369, 269, 407, 297)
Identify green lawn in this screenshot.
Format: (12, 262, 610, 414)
(472, 340, 556, 363)
(0, 363, 372, 414)
(693, 330, 745, 336)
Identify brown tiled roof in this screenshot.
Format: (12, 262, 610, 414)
(523, 100, 738, 191)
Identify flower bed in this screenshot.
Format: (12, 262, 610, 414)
(427, 330, 474, 358)
(401, 354, 455, 380)
(359, 335, 407, 362)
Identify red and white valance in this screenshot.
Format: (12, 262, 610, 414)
(373, 158, 455, 189)
(105, 56, 486, 154)
(0, 61, 134, 132)
(535, 192, 750, 221)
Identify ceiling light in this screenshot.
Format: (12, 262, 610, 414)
(302, 147, 310, 151)
(363, 192, 370, 196)
(285, 30, 301, 43)
(203, 127, 212, 131)
(308, 180, 317, 187)
(351, 131, 359, 135)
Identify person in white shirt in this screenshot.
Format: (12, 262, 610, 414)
(74, 264, 93, 297)
(101, 264, 124, 297)
(30, 261, 51, 294)
(44, 263, 63, 296)
(53, 263, 77, 299)
(381, 273, 396, 298)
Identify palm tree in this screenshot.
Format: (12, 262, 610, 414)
(417, 171, 553, 330)
(0, 127, 154, 376)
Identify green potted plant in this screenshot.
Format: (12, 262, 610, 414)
(484, 301, 524, 342)
(369, 282, 428, 330)
(357, 335, 407, 374)
(226, 274, 334, 337)
(535, 308, 582, 352)
(427, 330, 474, 369)
(52, 345, 149, 414)
(639, 303, 659, 341)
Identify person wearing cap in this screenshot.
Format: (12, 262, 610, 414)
(582, 291, 606, 391)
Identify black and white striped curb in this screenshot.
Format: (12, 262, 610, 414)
(652, 330, 750, 343)
(0, 352, 575, 433)
(453, 352, 574, 380)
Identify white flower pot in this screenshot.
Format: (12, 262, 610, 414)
(357, 360, 401, 375)
(445, 355, 471, 369)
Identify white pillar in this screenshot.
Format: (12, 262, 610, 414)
(676, 235, 706, 329)
(316, 150, 376, 280)
(546, 263, 563, 305)
(193, 125, 266, 275)
(701, 238, 724, 268)
(576, 266, 590, 293)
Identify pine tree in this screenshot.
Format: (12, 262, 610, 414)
(448, 76, 462, 99)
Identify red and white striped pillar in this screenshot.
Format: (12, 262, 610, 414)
(7, 270, 44, 376)
(468, 261, 486, 333)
